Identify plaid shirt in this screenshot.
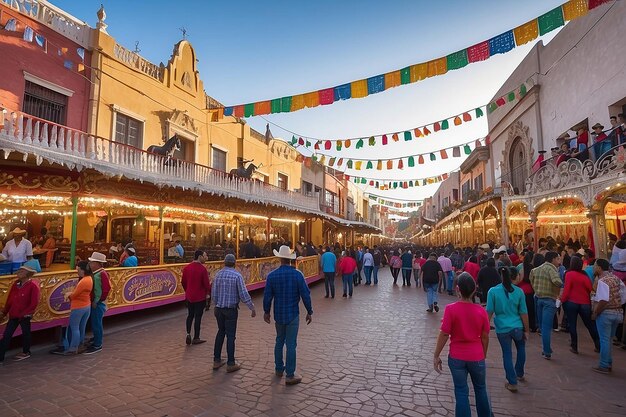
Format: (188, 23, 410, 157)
(211, 267, 254, 311)
(529, 262, 562, 299)
(263, 265, 313, 325)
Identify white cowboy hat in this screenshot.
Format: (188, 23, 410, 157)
(479, 243, 491, 250)
(492, 245, 507, 254)
(11, 227, 27, 235)
(88, 252, 107, 263)
(127, 247, 136, 254)
(273, 245, 296, 260)
(577, 248, 586, 256)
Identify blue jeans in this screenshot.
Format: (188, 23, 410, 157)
(364, 266, 373, 284)
(373, 265, 379, 284)
(446, 271, 455, 293)
(596, 310, 623, 369)
(401, 268, 412, 286)
(535, 297, 556, 355)
(424, 283, 438, 308)
(90, 301, 107, 348)
(63, 306, 91, 352)
(275, 316, 300, 377)
(324, 272, 335, 297)
(342, 274, 353, 296)
(448, 357, 492, 417)
(496, 328, 525, 385)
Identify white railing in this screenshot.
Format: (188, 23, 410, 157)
(2, 0, 91, 48)
(0, 109, 321, 213)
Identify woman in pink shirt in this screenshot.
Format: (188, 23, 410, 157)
(561, 256, 600, 354)
(434, 274, 492, 417)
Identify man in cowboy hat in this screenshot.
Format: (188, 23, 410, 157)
(84, 252, 111, 355)
(493, 245, 511, 268)
(263, 245, 313, 385)
(0, 260, 41, 364)
(591, 122, 610, 158)
(1, 227, 33, 264)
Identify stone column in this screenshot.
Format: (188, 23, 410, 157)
(530, 211, 538, 252)
(588, 209, 607, 259)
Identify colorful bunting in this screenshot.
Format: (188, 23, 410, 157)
(538, 6, 565, 35)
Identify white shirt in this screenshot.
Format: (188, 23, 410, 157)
(1, 238, 33, 263)
(595, 277, 626, 304)
(363, 252, 374, 267)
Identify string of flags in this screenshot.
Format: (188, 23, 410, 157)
(351, 171, 456, 190)
(287, 81, 527, 148)
(1, 14, 87, 74)
(223, 0, 610, 116)
(367, 194, 422, 209)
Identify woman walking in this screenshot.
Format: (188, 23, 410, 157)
(434, 273, 492, 417)
(487, 267, 529, 392)
(517, 251, 538, 332)
(389, 250, 402, 285)
(561, 256, 600, 354)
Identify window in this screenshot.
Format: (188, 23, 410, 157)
(115, 113, 143, 148)
(173, 136, 195, 162)
(22, 80, 67, 124)
(212, 147, 227, 172)
(302, 181, 313, 196)
(474, 173, 483, 192)
(461, 180, 471, 200)
(325, 191, 338, 214)
(277, 173, 288, 190)
(442, 197, 449, 208)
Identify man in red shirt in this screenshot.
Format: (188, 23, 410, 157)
(338, 251, 357, 297)
(182, 250, 211, 345)
(0, 260, 41, 364)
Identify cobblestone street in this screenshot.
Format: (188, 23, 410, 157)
(1, 268, 624, 417)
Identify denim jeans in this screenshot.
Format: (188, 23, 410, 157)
(0, 317, 31, 362)
(213, 307, 238, 365)
(424, 283, 439, 308)
(446, 271, 455, 294)
(324, 272, 335, 297)
(90, 301, 107, 348)
(563, 301, 599, 351)
(496, 328, 526, 385)
(402, 268, 412, 286)
(275, 316, 300, 377)
(448, 356, 492, 417)
(596, 309, 623, 368)
(63, 306, 91, 352)
(364, 266, 373, 284)
(342, 274, 353, 296)
(373, 265, 379, 284)
(535, 297, 556, 355)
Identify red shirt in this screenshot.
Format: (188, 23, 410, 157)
(338, 256, 357, 275)
(2, 279, 40, 319)
(441, 302, 489, 361)
(561, 270, 593, 305)
(181, 262, 211, 303)
(463, 262, 480, 281)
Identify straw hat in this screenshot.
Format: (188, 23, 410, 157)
(88, 252, 107, 263)
(479, 243, 491, 250)
(273, 245, 296, 260)
(592, 123, 604, 130)
(11, 227, 27, 235)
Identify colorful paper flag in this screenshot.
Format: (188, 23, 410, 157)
(23, 26, 34, 42)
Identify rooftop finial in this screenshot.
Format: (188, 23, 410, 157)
(97, 4, 108, 33)
(179, 26, 188, 40)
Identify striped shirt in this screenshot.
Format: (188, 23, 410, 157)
(211, 267, 254, 311)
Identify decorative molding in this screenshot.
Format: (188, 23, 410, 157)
(23, 71, 74, 97)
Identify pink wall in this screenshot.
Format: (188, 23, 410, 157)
(0, 6, 91, 131)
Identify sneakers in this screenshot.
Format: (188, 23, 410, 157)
(433, 303, 439, 313)
(50, 347, 66, 355)
(517, 376, 526, 382)
(185, 334, 192, 345)
(285, 374, 302, 385)
(426, 306, 433, 313)
(504, 383, 518, 392)
(83, 345, 102, 355)
(213, 359, 226, 370)
(13, 352, 31, 361)
(592, 366, 610, 374)
(191, 339, 206, 345)
(275, 370, 284, 377)
(541, 352, 551, 360)
(226, 362, 241, 373)
(342, 294, 347, 298)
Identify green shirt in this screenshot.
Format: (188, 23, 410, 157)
(486, 284, 527, 333)
(529, 262, 562, 299)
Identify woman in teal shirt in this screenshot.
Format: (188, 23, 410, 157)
(122, 247, 138, 267)
(486, 267, 529, 392)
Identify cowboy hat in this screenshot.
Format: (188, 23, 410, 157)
(11, 227, 27, 235)
(88, 252, 107, 263)
(479, 243, 491, 250)
(492, 245, 507, 254)
(127, 247, 136, 254)
(592, 123, 604, 130)
(577, 248, 586, 256)
(273, 245, 296, 260)
(18, 259, 41, 273)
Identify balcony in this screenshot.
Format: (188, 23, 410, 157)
(0, 109, 321, 213)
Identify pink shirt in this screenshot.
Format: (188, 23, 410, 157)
(440, 302, 490, 361)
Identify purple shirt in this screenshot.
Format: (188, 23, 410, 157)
(437, 256, 453, 272)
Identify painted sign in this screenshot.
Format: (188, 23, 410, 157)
(48, 279, 78, 314)
(123, 270, 177, 303)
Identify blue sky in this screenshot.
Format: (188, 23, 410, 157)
(53, 0, 564, 202)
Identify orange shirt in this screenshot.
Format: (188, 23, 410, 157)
(69, 276, 93, 309)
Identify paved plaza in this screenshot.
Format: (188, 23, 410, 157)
(0, 268, 624, 417)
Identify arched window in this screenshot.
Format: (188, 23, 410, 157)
(509, 137, 528, 194)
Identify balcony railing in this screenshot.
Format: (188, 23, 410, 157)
(2, 0, 92, 48)
(0, 109, 321, 213)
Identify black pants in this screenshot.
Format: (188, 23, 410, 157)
(0, 317, 31, 362)
(214, 307, 238, 365)
(324, 272, 335, 297)
(186, 301, 206, 340)
(563, 301, 600, 351)
(525, 293, 537, 332)
(390, 267, 400, 283)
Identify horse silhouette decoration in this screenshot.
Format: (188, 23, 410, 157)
(147, 135, 182, 164)
(230, 160, 261, 179)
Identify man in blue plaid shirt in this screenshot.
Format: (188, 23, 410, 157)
(264, 245, 313, 385)
(212, 254, 256, 373)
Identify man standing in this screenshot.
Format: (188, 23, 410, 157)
(420, 253, 443, 313)
(85, 252, 111, 355)
(438, 252, 454, 295)
(338, 251, 357, 298)
(372, 246, 382, 285)
(401, 248, 413, 287)
(263, 245, 313, 385)
(212, 254, 256, 373)
(362, 247, 374, 285)
(592, 259, 626, 374)
(0, 260, 40, 364)
(1, 227, 33, 264)
(182, 250, 211, 346)
(530, 251, 563, 360)
(320, 246, 337, 298)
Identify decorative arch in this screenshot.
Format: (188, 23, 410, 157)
(501, 121, 535, 194)
(167, 40, 202, 96)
